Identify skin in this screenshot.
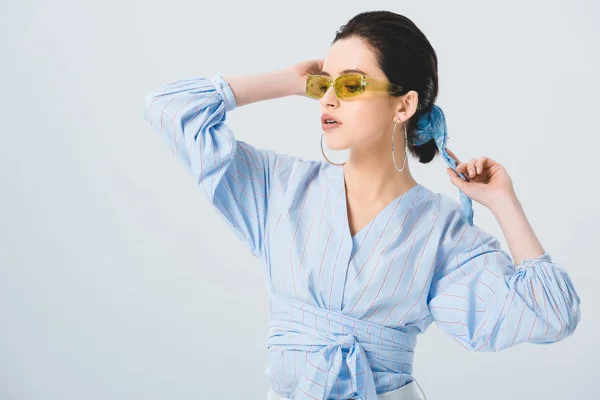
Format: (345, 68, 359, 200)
(223, 36, 546, 270)
(315, 36, 420, 237)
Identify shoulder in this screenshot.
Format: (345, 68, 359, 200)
(417, 185, 468, 230)
(235, 141, 315, 179)
(417, 186, 492, 254)
(259, 153, 332, 201)
(278, 156, 329, 185)
(427, 189, 505, 263)
(436, 191, 469, 225)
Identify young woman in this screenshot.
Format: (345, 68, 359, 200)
(143, 10, 580, 400)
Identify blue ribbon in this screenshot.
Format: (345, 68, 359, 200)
(413, 105, 474, 225)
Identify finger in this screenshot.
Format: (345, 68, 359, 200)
(467, 158, 478, 178)
(447, 167, 468, 190)
(446, 148, 461, 165)
(454, 163, 471, 182)
(315, 60, 324, 73)
(481, 156, 497, 168)
(475, 157, 484, 174)
(455, 161, 466, 173)
(455, 161, 469, 175)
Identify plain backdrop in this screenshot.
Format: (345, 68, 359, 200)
(1, 1, 598, 399)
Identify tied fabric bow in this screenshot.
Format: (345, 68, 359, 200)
(413, 105, 474, 225)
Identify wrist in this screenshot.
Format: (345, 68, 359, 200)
(489, 194, 522, 217)
(276, 67, 304, 97)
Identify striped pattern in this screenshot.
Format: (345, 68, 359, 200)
(143, 75, 581, 400)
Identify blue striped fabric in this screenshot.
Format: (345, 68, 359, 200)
(143, 75, 581, 400)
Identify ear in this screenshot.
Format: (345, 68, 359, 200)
(394, 90, 419, 122)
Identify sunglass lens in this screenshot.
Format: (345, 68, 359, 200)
(335, 75, 363, 99)
(306, 76, 329, 99)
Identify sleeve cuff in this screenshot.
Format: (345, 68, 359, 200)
(208, 75, 237, 112)
(516, 251, 553, 270)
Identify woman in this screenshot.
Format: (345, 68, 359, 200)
(143, 10, 580, 400)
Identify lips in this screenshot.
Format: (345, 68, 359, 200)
(321, 113, 342, 130)
(322, 122, 341, 131)
(321, 113, 342, 125)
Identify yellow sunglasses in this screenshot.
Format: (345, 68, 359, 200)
(305, 73, 404, 100)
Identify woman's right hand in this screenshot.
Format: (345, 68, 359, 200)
(287, 59, 324, 97)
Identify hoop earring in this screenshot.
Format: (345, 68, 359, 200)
(391, 119, 408, 172)
(320, 133, 346, 166)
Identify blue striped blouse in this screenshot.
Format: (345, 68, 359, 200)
(143, 75, 581, 400)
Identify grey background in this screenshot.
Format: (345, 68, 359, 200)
(1, 0, 598, 399)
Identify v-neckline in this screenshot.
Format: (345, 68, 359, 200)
(338, 166, 422, 242)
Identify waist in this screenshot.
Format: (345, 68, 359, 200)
(266, 292, 419, 399)
(268, 292, 418, 352)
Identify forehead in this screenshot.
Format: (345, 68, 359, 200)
(321, 36, 383, 79)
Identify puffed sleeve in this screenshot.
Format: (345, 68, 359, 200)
(427, 201, 581, 352)
(143, 76, 297, 259)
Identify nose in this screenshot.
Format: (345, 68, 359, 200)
(319, 83, 339, 107)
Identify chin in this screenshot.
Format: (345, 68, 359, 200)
(323, 132, 352, 151)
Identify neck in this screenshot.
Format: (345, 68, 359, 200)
(343, 146, 418, 202)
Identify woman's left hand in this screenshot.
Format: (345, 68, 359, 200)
(445, 148, 517, 210)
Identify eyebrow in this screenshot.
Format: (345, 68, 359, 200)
(318, 68, 368, 77)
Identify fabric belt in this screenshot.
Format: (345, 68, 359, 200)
(267, 292, 421, 400)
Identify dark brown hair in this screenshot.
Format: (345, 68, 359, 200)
(333, 11, 439, 163)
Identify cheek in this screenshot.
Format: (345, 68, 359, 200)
(349, 102, 391, 139)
